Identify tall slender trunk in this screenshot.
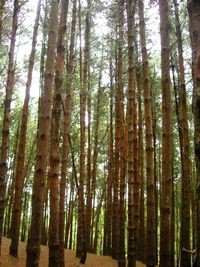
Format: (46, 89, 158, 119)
(139, 1, 156, 266)
(137, 73, 145, 263)
(187, 1, 200, 265)
(0, 0, 20, 252)
(77, 0, 90, 263)
(48, 0, 68, 266)
(59, 0, 76, 265)
(86, 76, 91, 251)
(126, 0, 137, 266)
(26, 0, 59, 266)
(117, 1, 125, 266)
(173, 1, 191, 266)
(159, 0, 172, 266)
(9, 0, 42, 257)
(104, 58, 114, 256)
(90, 66, 102, 253)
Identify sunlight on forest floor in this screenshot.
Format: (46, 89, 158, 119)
(0, 237, 146, 267)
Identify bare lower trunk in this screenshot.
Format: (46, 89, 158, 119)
(0, 0, 20, 252)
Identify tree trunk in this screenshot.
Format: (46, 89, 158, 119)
(126, 0, 137, 266)
(59, 0, 76, 265)
(0, 0, 20, 252)
(26, 0, 59, 265)
(103, 58, 114, 256)
(9, 0, 42, 257)
(136, 61, 145, 264)
(173, 1, 191, 266)
(77, 0, 90, 263)
(159, 0, 172, 266)
(48, 0, 68, 266)
(89, 66, 101, 253)
(139, 1, 156, 266)
(117, 1, 126, 266)
(187, 1, 200, 266)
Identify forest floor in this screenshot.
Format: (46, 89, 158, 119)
(0, 237, 146, 267)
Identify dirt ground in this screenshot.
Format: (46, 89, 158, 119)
(0, 237, 146, 267)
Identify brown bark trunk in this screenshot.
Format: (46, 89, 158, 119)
(90, 65, 102, 253)
(26, 0, 59, 266)
(126, 0, 137, 266)
(0, 0, 20, 252)
(59, 0, 76, 265)
(173, 1, 191, 266)
(117, 2, 126, 266)
(187, 1, 200, 265)
(9, 0, 42, 257)
(139, 1, 156, 266)
(103, 58, 114, 256)
(86, 81, 91, 251)
(77, 0, 90, 263)
(48, 0, 69, 266)
(159, 0, 172, 266)
(136, 64, 145, 263)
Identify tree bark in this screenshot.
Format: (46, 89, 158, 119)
(26, 0, 59, 265)
(59, 0, 77, 265)
(48, 0, 69, 266)
(103, 58, 114, 256)
(117, 1, 126, 266)
(126, 0, 137, 266)
(139, 1, 156, 266)
(187, 1, 200, 266)
(0, 0, 20, 252)
(9, 0, 42, 257)
(173, 1, 191, 266)
(159, 0, 172, 266)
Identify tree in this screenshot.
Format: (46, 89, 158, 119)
(139, 1, 156, 266)
(76, 0, 91, 262)
(59, 0, 77, 265)
(187, 1, 200, 266)
(9, 0, 42, 258)
(173, 0, 191, 266)
(126, 0, 137, 266)
(159, 0, 173, 266)
(26, 0, 59, 265)
(0, 0, 20, 252)
(48, 0, 68, 265)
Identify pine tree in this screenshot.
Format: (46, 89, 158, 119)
(187, 0, 200, 265)
(0, 0, 20, 251)
(26, 0, 59, 265)
(159, 0, 173, 266)
(9, 0, 42, 257)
